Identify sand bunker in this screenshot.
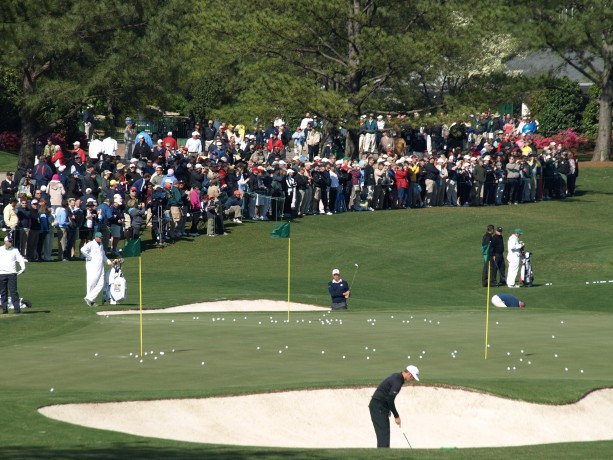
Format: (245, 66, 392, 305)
(40, 387, 613, 448)
(97, 299, 328, 316)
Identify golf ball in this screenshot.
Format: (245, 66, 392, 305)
(160, 352, 165, 356)
(129, 352, 133, 356)
(521, 350, 524, 353)
(507, 352, 511, 356)
(552, 335, 555, 339)
(580, 369, 584, 373)
(565, 367, 568, 371)
(554, 354, 558, 358)
(366, 356, 370, 360)
(407, 356, 411, 359)
(257, 346, 260, 350)
(321, 351, 325, 354)
(285, 345, 288, 349)
(50, 388, 54, 392)
(496, 321, 499, 325)
(507, 367, 511, 371)
(94, 353, 98, 357)
(365, 346, 369, 350)
(560, 321, 564, 324)
(154, 356, 158, 360)
(512, 366, 516, 370)
(279, 350, 282, 354)
(139, 359, 143, 363)
(391, 316, 394, 319)
(201, 361, 205, 365)
(528, 361, 532, 365)
(172, 349, 175, 353)
(171, 320, 174, 323)
(342, 355, 346, 359)
(372, 349, 376, 352)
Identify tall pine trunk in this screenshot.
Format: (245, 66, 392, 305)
(592, 75, 612, 162)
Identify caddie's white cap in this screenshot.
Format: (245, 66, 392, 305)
(332, 268, 340, 275)
(406, 365, 420, 381)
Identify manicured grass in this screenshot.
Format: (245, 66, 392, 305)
(0, 149, 19, 172)
(0, 163, 612, 459)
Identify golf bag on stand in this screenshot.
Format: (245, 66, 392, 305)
(520, 251, 534, 287)
(103, 259, 126, 305)
(150, 188, 170, 246)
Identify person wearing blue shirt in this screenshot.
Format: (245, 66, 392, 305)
(492, 293, 526, 308)
(327, 268, 350, 310)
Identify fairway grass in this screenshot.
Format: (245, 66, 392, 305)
(1, 163, 612, 459)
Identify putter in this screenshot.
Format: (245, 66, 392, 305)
(350, 263, 359, 288)
(401, 429, 412, 448)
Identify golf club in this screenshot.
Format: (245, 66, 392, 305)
(401, 429, 412, 448)
(350, 263, 359, 288)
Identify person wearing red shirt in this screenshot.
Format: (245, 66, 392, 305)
(266, 133, 283, 154)
(72, 141, 86, 163)
(162, 131, 178, 151)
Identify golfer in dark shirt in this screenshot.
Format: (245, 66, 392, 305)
(327, 268, 350, 310)
(369, 365, 420, 448)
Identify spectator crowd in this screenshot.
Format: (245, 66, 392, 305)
(1, 111, 579, 261)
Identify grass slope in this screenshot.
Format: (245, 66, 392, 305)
(0, 163, 611, 459)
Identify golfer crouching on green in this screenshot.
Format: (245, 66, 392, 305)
(369, 365, 420, 448)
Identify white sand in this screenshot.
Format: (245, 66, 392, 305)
(97, 299, 328, 315)
(39, 387, 613, 449)
(80, 300, 613, 448)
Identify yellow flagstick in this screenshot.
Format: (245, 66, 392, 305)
(139, 255, 143, 357)
(287, 237, 291, 322)
(484, 262, 491, 359)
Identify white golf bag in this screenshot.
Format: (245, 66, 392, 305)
(103, 261, 126, 304)
(520, 251, 534, 287)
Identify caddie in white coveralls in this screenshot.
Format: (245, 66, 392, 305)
(506, 228, 525, 288)
(81, 231, 112, 307)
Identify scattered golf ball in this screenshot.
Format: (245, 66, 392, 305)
(372, 349, 376, 352)
(365, 346, 369, 350)
(580, 369, 584, 373)
(50, 388, 54, 392)
(171, 320, 174, 323)
(496, 321, 499, 325)
(139, 359, 143, 363)
(565, 367, 568, 371)
(407, 356, 411, 359)
(560, 321, 564, 324)
(144, 352, 148, 356)
(172, 349, 175, 353)
(258, 321, 262, 324)
(257, 346, 260, 350)
(159, 352, 165, 356)
(342, 355, 346, 359)
(507, 367, 511, 371)
(154, 356, 158, 360)
(366, 356, 370, 360)
(129, 352, 133, 356)
(554, 354, 558, 358)
(521, 350, 524, 353)
(512, 366, 516, 370)
(422, 351, 426, 354)
(391, 316, 394, 319)
(528, 361, 532, 365)
(507, 352, 511, 356)
(552, 335, 555, 339)
(94, 353, 98, 357)
(321, 351, 325, 354)
(201, 361, 205, 365)
(520, 358, 523, 362)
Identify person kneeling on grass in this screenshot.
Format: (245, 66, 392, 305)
(492, 293, 525, 308)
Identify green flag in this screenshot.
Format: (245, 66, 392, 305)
(482, 242, 491, 263)
(271, 222, 290, 238)
(123, 238, 142, 257)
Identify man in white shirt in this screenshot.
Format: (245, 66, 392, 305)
(506, 228, 525, 288)
(185, 131, 202, 154)
(81, 231, 113, 307)
(0, 235, 26, 314)
(299, 112, 314, 130)
(102, 135, 118, 157)
(89, 136, 104, 162)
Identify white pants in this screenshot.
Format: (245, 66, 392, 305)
(507, 256, 520, 287)
(85, 262, 105, 302)
(491, 295, 507, 308)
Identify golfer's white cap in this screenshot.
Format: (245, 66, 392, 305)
(332, 268, 340, 275)
(406, 365, 420, 381)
